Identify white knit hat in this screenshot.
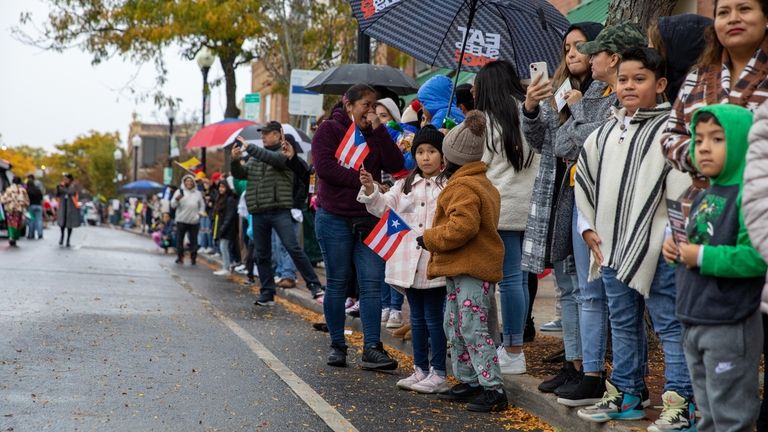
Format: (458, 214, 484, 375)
(376, 98, 402, 123)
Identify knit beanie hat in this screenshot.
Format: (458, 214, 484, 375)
(442, 110, 486, 166)
(411, 125, 444, 157)
(376, 98, 402, 123)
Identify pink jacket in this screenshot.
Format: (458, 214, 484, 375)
(357, 175, 445, 290)
(744, 101, 768, 313)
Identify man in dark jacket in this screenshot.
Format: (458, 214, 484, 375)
(231, 121, 324, 306)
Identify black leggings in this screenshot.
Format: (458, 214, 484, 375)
(59, 227, 72, 244)
(176, 222, 200, 259)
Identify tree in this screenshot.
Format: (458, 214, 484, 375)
(46, 132, 121, 197)
(606, 0, 680, 29)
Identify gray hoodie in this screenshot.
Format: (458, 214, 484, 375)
(170, 174, 205, 224)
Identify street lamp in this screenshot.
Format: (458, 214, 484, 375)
(165, 106, 176, 185)
(113, 148, 123, 184)
(195, 46, 215, 174)
(131, 134, 142, 182)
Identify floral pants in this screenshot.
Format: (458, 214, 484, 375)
(444, 275, 503, 389)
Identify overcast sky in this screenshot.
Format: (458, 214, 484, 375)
(0, 0, 252, 153)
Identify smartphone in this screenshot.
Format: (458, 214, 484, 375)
(530, 62, 549, 83)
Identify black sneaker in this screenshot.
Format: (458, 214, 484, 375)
(467, 388, 509, 413)
(438, 383, 484, 402)
(254, 292, 275, 306)
(557, 374, 606, 407)
(538, 362, 581, 393)
(327, 345, 347, 367)
(360, 342, 398, 371)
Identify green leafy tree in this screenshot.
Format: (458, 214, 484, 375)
(47, 132, 121, 197)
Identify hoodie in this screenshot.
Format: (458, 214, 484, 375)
(170, 174, 205, 224)
(417, 75, 465, 129)
(657, 14, 712, 102)
(567, 22, 604, 94)
(676, 104, 767, 325)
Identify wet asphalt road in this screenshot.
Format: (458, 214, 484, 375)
(0, 226, 526, 432)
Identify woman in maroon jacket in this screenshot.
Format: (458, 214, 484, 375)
(312, 84, 404, 369)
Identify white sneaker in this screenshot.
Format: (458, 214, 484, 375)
(381, 308, 391, 323)
(234, 264, 246, 272)
(497, 346, 526, 375)
(410, 368, 451, 394)
(386, 310, 403, 328)
(396, 367, 427, 391)
(213, 269, 229, 276)
(344, 297, 355, 309)
(212, 252, 221, 257)
(345, 301, 360, 315)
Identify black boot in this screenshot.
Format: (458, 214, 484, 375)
(327, 344, 347, 367)
(523, 317, 536, 343)
(466, 388, 508, 412)
(438, 383, 484, 402)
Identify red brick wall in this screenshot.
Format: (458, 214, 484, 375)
(549, 0, 581, 15)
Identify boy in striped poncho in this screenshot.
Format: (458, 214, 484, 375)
(574, 48, 696, 432)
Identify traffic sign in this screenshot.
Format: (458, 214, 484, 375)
(244, 93, 261, 122)
(289, 70, 324, 116)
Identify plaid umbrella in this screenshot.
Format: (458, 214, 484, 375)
(350, 0, 569, 78)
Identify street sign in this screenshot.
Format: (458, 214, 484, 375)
(244, 93, 261, 122)
(163, 167, 173, 185)
(289, 70, 324, 116)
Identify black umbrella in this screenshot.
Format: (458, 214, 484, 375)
(305, 63, 419, 95)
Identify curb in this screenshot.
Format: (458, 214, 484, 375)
(117, 226, 648, 432)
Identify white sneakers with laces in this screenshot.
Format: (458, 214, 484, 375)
(497, 346, 526, 375)
(386, 310, 403, 328)
(410, 368, 451, 394)
(397, 367, 427, 390)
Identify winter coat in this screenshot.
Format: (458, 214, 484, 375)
(56, 184, 80, 229)
(213, 194, 239, 242)
(481, 109, 540, 232)
(231, 142, 294, 214)
(423, 161, 503, 283)
(171, 174, 205, 225)
(418, 75, 465, 129)
(311, 106, 405, 217)
(1, 184, 29, 213)
(357, 174, 446, 290)
(744, 101, 768, 314)
(677, 104, 766, 325)
(662, 34, 768, 174)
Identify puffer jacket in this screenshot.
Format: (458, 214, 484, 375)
(744, 101, 768, 313)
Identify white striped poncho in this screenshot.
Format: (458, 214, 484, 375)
(575, 103, 692, 296)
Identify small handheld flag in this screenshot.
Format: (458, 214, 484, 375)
(364, 209, 411, 261)
(335, 122, 369, 170)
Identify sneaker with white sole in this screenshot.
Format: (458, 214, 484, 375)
(497, 346, 526, 375)
(411, 368, 451, 394)
(213, 269, 230, 276)
(539, 319, 563, 332)
(386, 310, 403, 328)
(345, 301, 360, 317)
(344, 297, 355, 309)
(396, 366, 427, 391)
(577, 379, 646, 422)
(646, 391, 695, 432)
(381, 308, 391, 323)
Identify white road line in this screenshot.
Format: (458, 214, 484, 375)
(168, 270, 358, 432)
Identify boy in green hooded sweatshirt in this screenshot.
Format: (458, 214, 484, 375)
(662, 104, 767, 431)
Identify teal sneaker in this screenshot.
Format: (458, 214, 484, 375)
(577, 379, 646, 423)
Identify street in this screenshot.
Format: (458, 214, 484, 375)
(0, 226, 536, 432)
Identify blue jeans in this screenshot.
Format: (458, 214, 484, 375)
(252, 209, 321, 296)
(554, 259, 582, 361)
(573, 205, 609, 373)
(381, 282, 404, 311)
(603, 256, 693, 398)
(498, 230, 528, 347)
(271, 225, 297, 280)
(315, 208, 383, 349)
(27, 205, 44, 239)
(219, 238, 232, 270)
(406, 287, 447, 374)
(198, 216, 213, 250)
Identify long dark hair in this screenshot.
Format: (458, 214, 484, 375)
(401, 158, 446, 195)
(333, 84, 377, 112)
(697, 0, 768, 68)
(435, 161, 462, 184)
(474, 60, 533, 171)
(213, 181, 232, 215)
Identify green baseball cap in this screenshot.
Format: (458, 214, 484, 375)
(577, 22, 648, 56)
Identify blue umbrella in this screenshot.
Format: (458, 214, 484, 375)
(118, 180, 165, 196)
(350, 0, 569, 78)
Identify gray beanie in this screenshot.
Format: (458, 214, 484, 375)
(442, 110, 486, 166)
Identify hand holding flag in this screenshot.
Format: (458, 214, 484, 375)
(364, 209, 411, 261)
(335, 121, 369, 170)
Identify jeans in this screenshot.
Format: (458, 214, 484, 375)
(198, 216, 213, 250)
(315, 208, 383, 349)
(554, 258, 581, 361)
(176, 222, 199, 260)
(27, 205, 44, 239)
(406, 287, 447, 374)
(252, 209, 321, 296)
(497, 230, 528, 347)
(573, 205, 608, 373)
(219, 238, 231, 270)
(381, 282, 404, 311)
(603, 256, 693, 397)
(271, 226, 297, 280)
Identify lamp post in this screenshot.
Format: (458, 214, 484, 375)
(113, 148, 123, 185)
(131, 134, 142, 182)
(165, 106, 176, 185)
(195, 46, 215, 174)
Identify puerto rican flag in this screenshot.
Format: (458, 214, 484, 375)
(335, 122, 369, 170)
(364, 209, 411, 261)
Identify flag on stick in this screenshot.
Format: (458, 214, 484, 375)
(178, 156, 203, 173)
(335, 122, 369, 170)
(364, 209, 411, 261)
